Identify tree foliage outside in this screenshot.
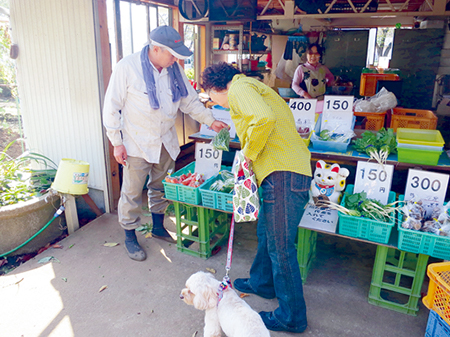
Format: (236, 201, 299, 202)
(374, 27, 395, 66)
(0, 1, 16, 98)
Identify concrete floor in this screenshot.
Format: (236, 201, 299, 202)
(0, 209, 432, 337)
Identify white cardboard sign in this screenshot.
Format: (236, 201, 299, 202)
(354, 161, 394, 205)
(194, 142, 222, 180)
(321, 95, 354, 133)
(289, 98, 317, 130)
(404, 169, 449, 217)
(199, 106, 236, 138)
(299, 205, 339, 233)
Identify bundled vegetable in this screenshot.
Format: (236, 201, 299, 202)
(316, 129, 355, 143)
(164, 171, 205, 187)
(212, 128, 230, 151)
(209, 170, 234, 193)
(352, 128, 397, 165)
(401, 199, 450, 236)
(319, 190, 398, 223)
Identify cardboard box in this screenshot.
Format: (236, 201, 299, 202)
(213, 38, 220, 50)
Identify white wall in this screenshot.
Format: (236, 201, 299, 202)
(9, 0, 108, 210)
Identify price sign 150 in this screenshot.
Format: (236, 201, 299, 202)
(360, 168, 388, 182)
(325, 99, 349, 111)
(198, 148, 220, 159)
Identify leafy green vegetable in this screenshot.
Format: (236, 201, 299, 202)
(352, 128, 397, 164)
(319, 129, 331, 141)
(342, 190, 394, 222)
(209, 170, 234, 193)
(212, 128, 230, 151)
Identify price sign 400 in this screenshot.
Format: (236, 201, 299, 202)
(290, 101, 314, 112)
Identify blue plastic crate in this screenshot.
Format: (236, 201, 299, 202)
(338, 185, 396, 244)
(199, 168, 233, 212)
(397, 195, 450, 260)
(426, 310, 450, 337)
(310, 115, 356, 153)
(162, 162, 211, 205)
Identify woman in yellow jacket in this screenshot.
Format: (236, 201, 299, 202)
(202, 62, 312, 333)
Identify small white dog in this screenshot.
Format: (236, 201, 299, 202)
(180, 271, 271, 337)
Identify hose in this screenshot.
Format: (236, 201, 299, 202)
(0, 205, 65, 258)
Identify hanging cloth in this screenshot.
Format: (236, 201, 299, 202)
(140, 45, 188, 109)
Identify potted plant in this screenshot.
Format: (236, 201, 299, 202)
(0, 140, 66, 258)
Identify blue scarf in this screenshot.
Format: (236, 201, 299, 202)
(140, 45, 189, 109)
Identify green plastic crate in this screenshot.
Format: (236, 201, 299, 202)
(397, 147, 443, 166)
(368, 245, 429, 316)
(199, 171, 233, 213)
(295, 227, 317, 284)
(173, 201, 230, 259)
(162, 162, 211, 205)
(338, 185, 396, 244)
(397, 195, 450, 260)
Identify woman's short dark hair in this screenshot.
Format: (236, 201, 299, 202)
(201, 62, 241, 92)
(307, 43, 323, 56)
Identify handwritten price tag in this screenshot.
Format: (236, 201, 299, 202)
(404, 169, 449, 217)
(299, 205, 339, 233)
(289, 98, 317, 130)
(354, 161, 394, 204)
(195, 142, 222, 180)
(321, 95, 354, 133)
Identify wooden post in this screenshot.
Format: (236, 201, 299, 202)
(63, 194, 80, 234)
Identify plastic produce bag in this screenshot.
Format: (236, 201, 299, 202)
(212, 128, 230, 151)
(209, 170, 234, 193)
(354, 87, 397, 113)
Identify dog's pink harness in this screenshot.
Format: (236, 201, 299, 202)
(217, 276, 232, 305)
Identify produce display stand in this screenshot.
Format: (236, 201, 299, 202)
(188, 131, 450, 175)
(188, 131, 450, 316)
(171, 200, 231, 259)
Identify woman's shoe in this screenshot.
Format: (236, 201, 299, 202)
(233, 278, 276, 299)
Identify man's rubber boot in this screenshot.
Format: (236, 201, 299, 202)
(151, 213, 176, 243)
(124, 229, 146, 261)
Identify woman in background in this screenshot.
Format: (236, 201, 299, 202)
(292, 43, 334, 100)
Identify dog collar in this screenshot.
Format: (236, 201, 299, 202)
(217, 276, 232, 305)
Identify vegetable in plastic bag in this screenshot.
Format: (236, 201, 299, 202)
(212, 128, 230, 151)
(209, 170, 234, 193)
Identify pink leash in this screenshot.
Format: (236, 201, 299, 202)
(225, 214, 235, 277)
(218, 214, 235, 304)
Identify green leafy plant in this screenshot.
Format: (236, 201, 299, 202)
(0, 140, 57, 206)
(353, 128, 397, 165)
(0, 20, 17, 98)
(319, 190, 399, 223)
(184, 68, 194, 80)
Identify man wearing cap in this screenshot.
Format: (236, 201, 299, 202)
(103, 25, 228, 261)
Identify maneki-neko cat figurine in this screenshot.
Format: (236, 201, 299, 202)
(309, 160, 350, 206)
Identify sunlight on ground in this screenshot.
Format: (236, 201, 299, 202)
(0, 263, 73, 336)
(169, 215, 198, 236)
(48, 315, 74, 337)
(159, 248, 172, 263)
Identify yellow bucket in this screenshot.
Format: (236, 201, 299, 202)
(51, 158, 90, 195)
